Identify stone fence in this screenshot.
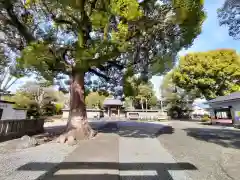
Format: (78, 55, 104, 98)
(62, 109, 104, 119)
(0, 119, 44, 142)
(125, 110, 169, 120)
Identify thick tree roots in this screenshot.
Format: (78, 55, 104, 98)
(56, 126, 97, 145)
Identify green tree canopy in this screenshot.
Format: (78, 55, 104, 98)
(172, 49, 240, 100)
(124, 74, 158, 109)
(0, 0, 206, 139)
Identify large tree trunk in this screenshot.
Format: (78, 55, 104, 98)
(58, 72, 96, 144)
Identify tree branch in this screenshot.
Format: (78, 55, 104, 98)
(88, 68, 110, 81)
(107, 61, 124, 70)
(4, 1, 35, 43)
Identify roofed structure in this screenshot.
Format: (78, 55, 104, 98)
(103, 98, 123, 106)
(208, 92, 240, 103)
(103, 98, 123, 117)
(207, 92, 240, 127)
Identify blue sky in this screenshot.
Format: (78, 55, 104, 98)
(10, 0, 240, 98)
(151, 0, 240, 98)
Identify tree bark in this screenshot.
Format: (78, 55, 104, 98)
(58, 72, 95, 143)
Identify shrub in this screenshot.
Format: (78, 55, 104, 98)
(55, 103, 63, 115)
(27, 103, 40, 118)
(42, 103, 56, 116)
(201, 114, 210, 122)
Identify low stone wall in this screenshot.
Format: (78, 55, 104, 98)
(62, 109, 104, 119)
(126, 110, 169, 120)
(0, 119, 44, 142)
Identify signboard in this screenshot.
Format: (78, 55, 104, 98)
(129, 113, 139, 120)
(14, 110, 26, 119)
(235, 111, 240, 124)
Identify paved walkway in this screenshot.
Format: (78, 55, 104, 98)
(17, 126, 196, 180)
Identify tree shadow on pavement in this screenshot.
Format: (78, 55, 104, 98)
(184, 128, 240, 149)
(97, 121, 174, 138)
(34, 121, 174, 143)
(17, 161, 197, 180)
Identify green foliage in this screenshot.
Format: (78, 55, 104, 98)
(110, 0, 142, 20)
(201, 114, 210, 122)
(55, 103, 64, 114)
(1, 0, 205, 112)
(17, 42, 56, 81)
(112, 21, 129, 42)
(123, 68, 140, 98)
(4, 92, 40, 118)
(85, 92, 108, 109)
(172, 0, 206, 47)
(5, 81, 65, 117)
(90, 11, 108, 29)
(136, 83, 154, 102)
(27, 103, 41, 118)
(4, 92, 32, 109)
(172, 49, 240, 100)
(161, 72, 195, 118)
(124, 97, 134, 109)
(42, 103, 56, 116)
(19, 0, 144, 77)
(124, 72, 158, 109)
(20, 42, 53, 67)
(16, 0, 205, 79)
(149, 95, 158, 107)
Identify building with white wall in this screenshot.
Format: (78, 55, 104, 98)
(190, 104, 210, 116)
(208, 92, 240, 127)
(0, 100, 27, 120)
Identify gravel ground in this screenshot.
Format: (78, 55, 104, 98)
(0, 120, 77, 180)
(0, 141, 77, 180)
(0, 120, 112, 180)
(158, 120, 240, 180)
(1, 120, 239, 180)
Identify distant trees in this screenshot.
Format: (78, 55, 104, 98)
(172, 49, 240, 100)
(5, 81, 65, 117)
(20, 81, 64, 105)
(136, 83, 158, 110)
(161, 49, 240, 117)
(85, 92, 109, 109)
(160, 72, 194, 118)
(123, 68, 158, 110)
